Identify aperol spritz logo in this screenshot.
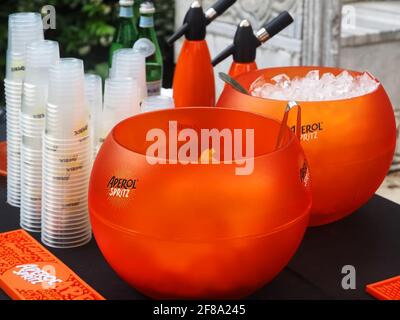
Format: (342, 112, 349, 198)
(291, 122, 323, 141)
(145, 121, 255, 176)
(107, 176, 138, 198)
(13, 264, 62, 289)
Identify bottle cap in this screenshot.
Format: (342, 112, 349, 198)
(133, 38, 156, 57)
(119, 0, 134, 6)
(140, 1, 155, 14)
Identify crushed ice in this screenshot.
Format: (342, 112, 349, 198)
(250, 70, 380, 101)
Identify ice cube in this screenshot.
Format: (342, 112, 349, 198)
(250, 70, 379, 101)
(306, 70, 320, 81)
(249, 75, 268, 93)
(320, 72, 335, 84)
(271, 74, 290, 83)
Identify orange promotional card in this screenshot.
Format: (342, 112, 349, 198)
(366, 276, 400, 300)
(0, 229, 104, 300)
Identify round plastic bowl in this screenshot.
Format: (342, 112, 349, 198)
(89, 107, 312, 299)
(217, 66, 396, 226)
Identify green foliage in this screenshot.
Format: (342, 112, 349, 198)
(0, 0, 175, 97)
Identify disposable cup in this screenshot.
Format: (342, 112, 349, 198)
(44, 134, 90, 143)
(41, 234, 92, 249)
(41, 225, 91, 237)
(42, 210, 90, 222)
(21, 211, 41, 220)
(42, 203, 88, 214)
(42, 169, 91, 179)
(43, 224, 90, 234)
(43, 145, 90, 154)
(42, 228, 91, 240)
(42, 230, 92, 241)
(20, 222, 41, 233)
(20, 196, 42, 205)
(42, 219, 90, 231)
(42, 229, 92, 242)
(21, 171, 42, 181)
(21, 221, 41, 230)
(42, 219, 91, 231)
(42, 195, 87, 207)
(21, 215, 42, 224)
(43, 155, 91, 165)
(141, 95, 175, 113)
(42, 177, 90, 188)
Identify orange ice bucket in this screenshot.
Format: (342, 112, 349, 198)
(217, 66, 396, 226)
(89, 107, 312, 299)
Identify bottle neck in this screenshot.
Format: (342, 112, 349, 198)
(119, 6, 134, 18)
(139, 14, 154, 28)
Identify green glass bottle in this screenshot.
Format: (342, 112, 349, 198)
(134, 0, 142, 24)
(138, 1, 163, 96)
(109, 0, 139, 67)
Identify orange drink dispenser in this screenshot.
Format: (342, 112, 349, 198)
(167, 0, 237, 108)
(217, 66, 396, 226)
(89, 107, 312, 299)
(212, 12, 294, 78)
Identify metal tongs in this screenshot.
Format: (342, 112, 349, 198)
(276, 101, 301, 150)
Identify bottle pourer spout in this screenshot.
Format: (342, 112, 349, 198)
(167, 0, 237, 45)
(212, 11, 294, 66)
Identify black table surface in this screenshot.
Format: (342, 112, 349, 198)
(1, 120, 400, 300)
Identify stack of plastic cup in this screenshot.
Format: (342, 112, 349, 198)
(4, 79, 24, 207)
(6, 13, 44, 81)
(97, 77, 138, 152)
(110, 48, 145, 111)
(5, 12, 44, 207)
(20, 40, 60, 232)
(42, 58, 92, 248)
(84, 74, 103, 160)
(141, 95, 175, 113)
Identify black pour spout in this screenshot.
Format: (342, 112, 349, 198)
(167, 0, 237, 45)
(212, 11, 294, 66)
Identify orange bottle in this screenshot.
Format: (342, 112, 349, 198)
(167, 0, 237, 108)
(212, 12, 293, 83)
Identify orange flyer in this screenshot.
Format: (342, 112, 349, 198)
(0, 229, 104, 300)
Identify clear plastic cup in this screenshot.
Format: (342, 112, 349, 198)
(110, 48, 147, 102)
(42, 206, 88, 215)
(7, 13, 44, 81)
(42, 229, 91, 241)
(43, 140, 90, 150)
(41, 233, 91, 249)
(141, 95, 175, 113)
(21, 214, 42, 223)
(42, 216, 91, 229)
(42, 188, 89, 198)
(24, 40, 60, 84)
(42, 229, 91, 240)
(42, 230, 91, 240)
(20, 222, 41, 233)
(42, 223, 90, 234)
(43, 228, 91, 241)
(46, 59, 88, 139)
(42, 199, 88, 210)
(85, 73, 103, 159)
(21, 208, 42, 218)
(42, 209, 90, 220)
